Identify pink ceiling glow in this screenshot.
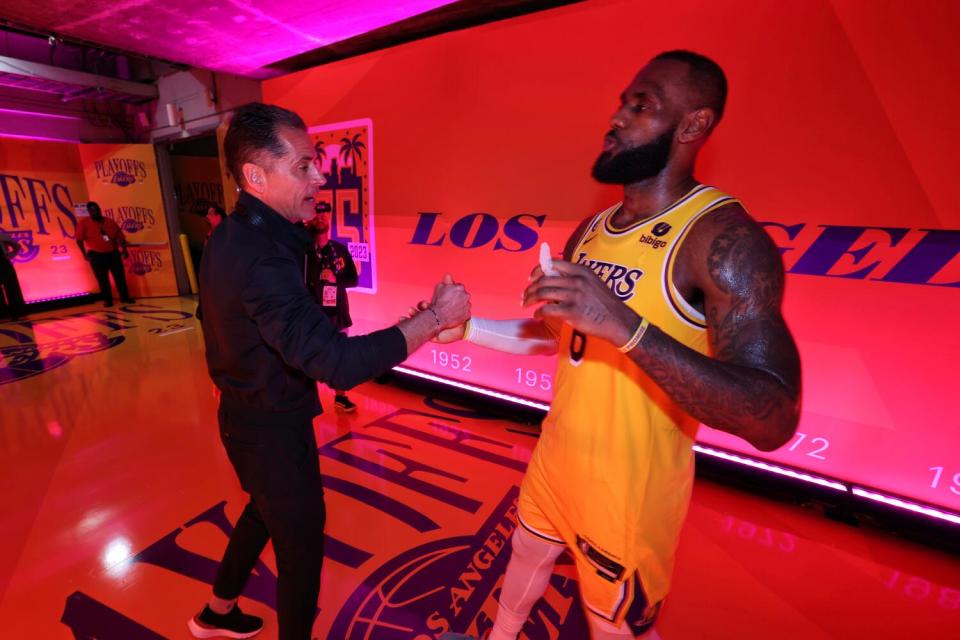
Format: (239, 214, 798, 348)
(0, 0, 458, 78)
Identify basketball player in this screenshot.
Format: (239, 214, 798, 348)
(442, 51, 802, 639)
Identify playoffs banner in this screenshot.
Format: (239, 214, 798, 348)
(0, 138, 92, 302)
(79, 144, 177, 298)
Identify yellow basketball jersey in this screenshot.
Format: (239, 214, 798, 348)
(520, 185, 738, 614)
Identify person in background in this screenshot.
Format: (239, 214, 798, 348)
(0, 230, 26, 320)
(75, 201, 135, 308)
(206, 205, 226, 243)
(195, 205, 225, 319)
(305, 209, 360, 412)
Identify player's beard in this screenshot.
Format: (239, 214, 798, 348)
(591, 126, 676, 185)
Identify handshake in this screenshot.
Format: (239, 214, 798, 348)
(407, 242, 558, 346)
(409, 274, 472, 343)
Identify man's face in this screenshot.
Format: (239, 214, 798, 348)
(256, 127, 325, 223)
(88, 205, 103, 221)
(206, 208, 222, 229)
(592, 60, 688, 184)
(305, 212, 329, 235)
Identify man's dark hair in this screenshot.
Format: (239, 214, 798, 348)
(86, 201, 101, 215)
(652, 50, 727, 123)
(224, 103, 307, 187)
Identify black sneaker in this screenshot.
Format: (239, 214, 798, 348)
(334, 395, 357, 413)
(187, 605, 263, 639)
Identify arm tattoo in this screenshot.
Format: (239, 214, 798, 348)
(629, 206, 802, 451)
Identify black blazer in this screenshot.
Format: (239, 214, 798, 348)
(199, 191, 406, 420)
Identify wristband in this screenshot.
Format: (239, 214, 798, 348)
(425, 306, 442, 330)
(618, 317, 650, 353)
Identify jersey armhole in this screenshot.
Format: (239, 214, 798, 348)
(663, 197, 740, 329)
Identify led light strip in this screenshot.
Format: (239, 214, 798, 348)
(0, 132, 83, 143)
(0, 107, 84, 121)
(25, 292, 91, 303)
(394, 367, 960, 526)
(851, 487, 960, 526)
(692, 444, 849, 491)
(392, 366, 551, 411)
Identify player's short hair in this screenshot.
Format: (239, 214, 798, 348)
(652, 50, 728, 123)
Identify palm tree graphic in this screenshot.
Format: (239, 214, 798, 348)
(339, 134, 366, 177)
(314, 142, 328, 177)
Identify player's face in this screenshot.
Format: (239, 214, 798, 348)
(592, 60, 687, 184)
(259, 127, 326, 223)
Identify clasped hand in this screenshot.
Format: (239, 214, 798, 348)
(523, 260, 637, 347)
(428, 273, 471, 333)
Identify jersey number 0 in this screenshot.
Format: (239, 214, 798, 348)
(570, 330, 587, 364)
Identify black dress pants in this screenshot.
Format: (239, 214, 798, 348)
(213, 404, 326, 640)
(0, 257, 25, 318)
(88, 250, 130, 304)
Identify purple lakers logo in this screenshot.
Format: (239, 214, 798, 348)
(330, 489, 588, 639)
(2, 229, 40, 263)
(111, 171, 136, 187)
(121, 218, 144, 233)
(0, 304, 194, 385)
(0, 333, 124, 385)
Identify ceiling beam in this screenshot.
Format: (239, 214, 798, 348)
(0, 55, 158, 100)
(267, 0, 583, 75)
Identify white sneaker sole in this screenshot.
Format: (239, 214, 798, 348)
(187, 616, 262, 639)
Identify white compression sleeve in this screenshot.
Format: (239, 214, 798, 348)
(464, 317, 559, 355)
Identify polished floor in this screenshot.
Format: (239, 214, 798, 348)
(1, 298, 957, 639)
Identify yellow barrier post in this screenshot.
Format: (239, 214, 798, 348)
(179, 233, 199, 294)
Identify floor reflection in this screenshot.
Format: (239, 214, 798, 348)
(0, 297, 957, 639)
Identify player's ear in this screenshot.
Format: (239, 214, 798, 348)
(677, 108, 716, 144)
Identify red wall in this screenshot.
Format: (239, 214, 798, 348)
(263, 0, 960, 511)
